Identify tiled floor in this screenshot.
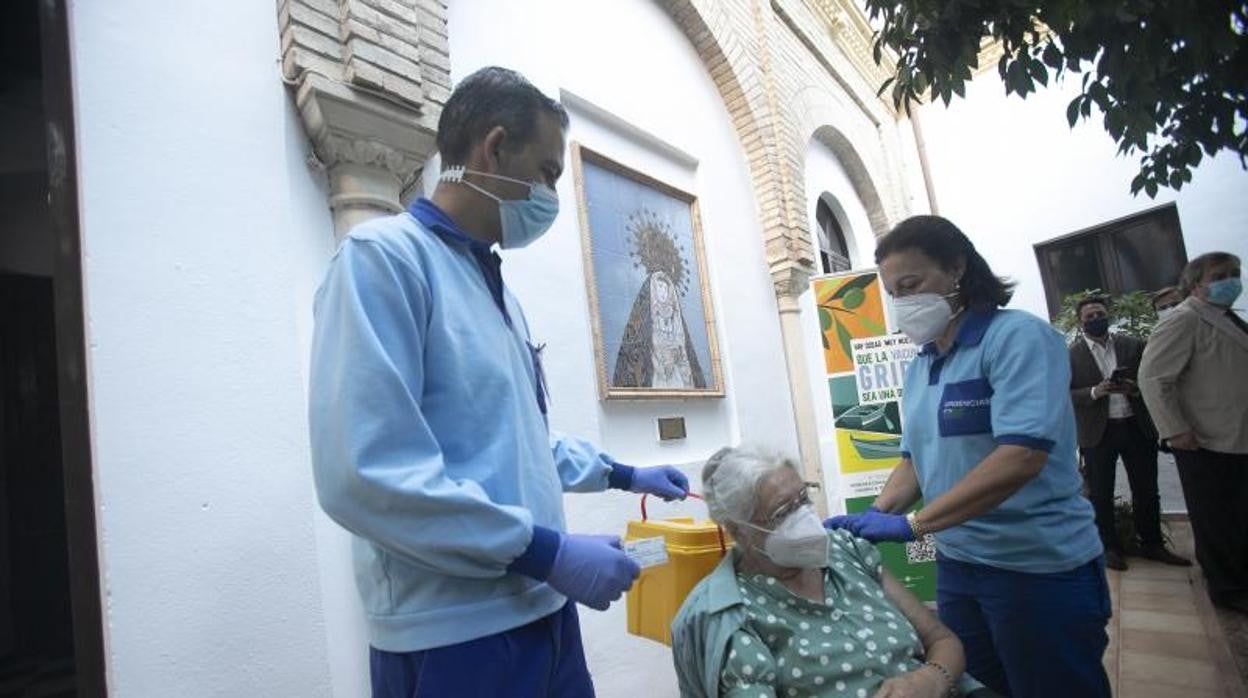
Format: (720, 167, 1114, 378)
(1104, 522, 1247, 697)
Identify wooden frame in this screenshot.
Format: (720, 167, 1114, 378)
(571, 143, 724, 400)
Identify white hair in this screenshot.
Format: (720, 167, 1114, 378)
(701, 446, 800, 525)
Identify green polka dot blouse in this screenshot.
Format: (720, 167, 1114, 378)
(718, 530, 925, 698)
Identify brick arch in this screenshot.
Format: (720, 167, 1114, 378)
(657, 0, 815, 293)
(809, 124, 891, 238)
(786, 82, 896, 240)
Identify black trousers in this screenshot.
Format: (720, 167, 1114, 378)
(1082, 419, 1162, 550)
(1174, 448, 1248, 601)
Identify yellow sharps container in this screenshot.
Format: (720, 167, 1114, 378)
(625, 494, 728, 646)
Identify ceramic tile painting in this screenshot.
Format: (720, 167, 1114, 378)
(571, 144, 723, 400)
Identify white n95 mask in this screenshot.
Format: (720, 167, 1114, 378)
(760, 505, 829, 569)
(893, 292, 961, 346)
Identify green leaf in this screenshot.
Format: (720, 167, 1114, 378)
(1106, 109, 1125, 139)
(819, 307, 833, 331)
(830, 274, 876, 301)
(859, 315, 887, 336)
(877, 76, 896, 98)
(913, 72, 929, 95)
(821, 331, 830, 350)
(1030, 59, 1048, 86)
(1042, 42, 1063, 69)
(1067, 97, 1082, 127)
(1186, 145, 1203, 167)
(835, 318, 854, 360)
(842, 287, 867, 310)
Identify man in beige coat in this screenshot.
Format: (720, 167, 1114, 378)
(1139, 251, 1247, 613)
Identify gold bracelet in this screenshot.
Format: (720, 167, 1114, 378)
(906, 511, 926, 539)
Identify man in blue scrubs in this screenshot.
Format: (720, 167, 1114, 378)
(308, 67, 689, 697)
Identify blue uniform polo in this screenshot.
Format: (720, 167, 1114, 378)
(900, 308, 1102, 574)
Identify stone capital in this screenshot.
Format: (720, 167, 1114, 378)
(280, 0, 450, 236)
(294, 73, 437, 234)
(771, 261, 815, 302)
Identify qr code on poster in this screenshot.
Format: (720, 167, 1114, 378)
(905, 534, 936, 564)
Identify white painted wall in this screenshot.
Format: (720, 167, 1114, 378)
(71, 0, 340, 695)
(920, 73, 1248, 319)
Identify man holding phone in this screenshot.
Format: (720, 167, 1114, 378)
(1069, 297, 1191, 570)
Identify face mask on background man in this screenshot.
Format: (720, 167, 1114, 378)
(1082, 317, 1110, 338)
(1207, 278, 1243, 308)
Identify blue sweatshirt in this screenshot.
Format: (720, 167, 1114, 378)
(308, 199, 629, 651)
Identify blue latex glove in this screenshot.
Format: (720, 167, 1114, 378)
(824, 505, 877, 531)
(628, 465, 689, 501)
(545, 534, 641, 611)
(845, 508, 915, 543)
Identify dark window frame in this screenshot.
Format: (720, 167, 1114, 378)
(1033, 203, 1188, 318)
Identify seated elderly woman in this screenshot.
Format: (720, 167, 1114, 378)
(672, 447, 990, 698)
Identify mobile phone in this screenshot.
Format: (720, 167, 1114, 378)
(1110, 367, 1130, 383)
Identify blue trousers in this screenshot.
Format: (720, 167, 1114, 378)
(937, 555, 1111, 698)
(369, 602, 594, 698)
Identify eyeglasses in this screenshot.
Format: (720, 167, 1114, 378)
(754, 482, 821, 530)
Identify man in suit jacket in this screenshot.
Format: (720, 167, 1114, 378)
(1141, 252, 1248, 613)
(1070, 297, 1191, 571)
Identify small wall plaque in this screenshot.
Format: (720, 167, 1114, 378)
(657, 417, 687, 441)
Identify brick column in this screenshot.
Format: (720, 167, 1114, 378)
(279, 0, 450, 236)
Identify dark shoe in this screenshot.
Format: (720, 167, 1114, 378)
(1140, 545, 1192, 567)
(1105, 549, 1128, 571)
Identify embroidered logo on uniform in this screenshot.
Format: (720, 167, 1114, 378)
(938, 379, 993, 436)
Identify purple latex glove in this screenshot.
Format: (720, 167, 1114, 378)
(845, 508, 915, 543)
(545, 534, 641, 611)
(629, 465, 689, 501)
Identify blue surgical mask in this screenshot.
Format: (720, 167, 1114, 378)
(1207, 277, 1243, 308)
(440, 167, 559, 249)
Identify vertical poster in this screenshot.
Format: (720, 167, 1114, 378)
(813, 270, 935, 601)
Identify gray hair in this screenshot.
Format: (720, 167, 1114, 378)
(701, 446, 800, 525)
(1179, 252, 1241, 295)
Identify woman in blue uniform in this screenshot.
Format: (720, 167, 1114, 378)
(826, 216, 1109, 698)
